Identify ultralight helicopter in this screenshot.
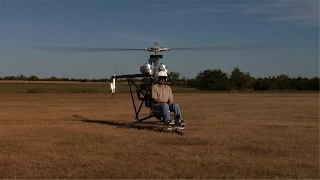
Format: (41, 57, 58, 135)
(34, 41, 279, 132)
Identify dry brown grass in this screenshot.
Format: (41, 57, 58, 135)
(0, 93, 318, 179)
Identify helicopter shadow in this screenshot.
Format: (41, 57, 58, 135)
(71, 114, 183, 135)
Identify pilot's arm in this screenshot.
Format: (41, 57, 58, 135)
(168, 87, 174, 104)
(154, 97, 163, 104)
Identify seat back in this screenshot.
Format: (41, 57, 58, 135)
(136, 83, 152, 108)
(144, 93, 152, 108)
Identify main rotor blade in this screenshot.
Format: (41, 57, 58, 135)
(169, 44, 280, 51)
(33, 46, 146, 53)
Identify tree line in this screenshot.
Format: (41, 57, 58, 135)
(1, 67, 319, 91)
(168, 67, 319, 91)
(0, 74, 108, 82)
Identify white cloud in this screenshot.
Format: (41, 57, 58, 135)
(232, 0, 319, 27)
(195, 7, 229, 13)
(164, 0, 319, 26)
(167, 7, 229, 18)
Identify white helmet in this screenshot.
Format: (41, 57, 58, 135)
(158, 71, 167, 77)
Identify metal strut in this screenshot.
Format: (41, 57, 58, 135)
(127, 77, 153, 122)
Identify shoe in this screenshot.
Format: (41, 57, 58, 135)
(174, 115, 184, 125)
(164, 120, 171, 125)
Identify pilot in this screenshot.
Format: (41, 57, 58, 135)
(152, 71, 184, 125)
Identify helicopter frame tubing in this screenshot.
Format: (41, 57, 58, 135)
(110, 73, 154, 123)
(127, 76, 154, 123)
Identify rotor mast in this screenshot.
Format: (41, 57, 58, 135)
(149, 41, 162, 85)
(152, 53, 160, 85)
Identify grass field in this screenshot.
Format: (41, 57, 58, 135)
(0, 81, 199, 94)
(0, 91, 318, 178)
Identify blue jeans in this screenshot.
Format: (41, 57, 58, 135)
(153, 103, 183, 122)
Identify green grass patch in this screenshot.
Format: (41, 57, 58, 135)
(0, 83, 116, 94)
(0, 83, 200, 94)
(1, 82, 314, 94)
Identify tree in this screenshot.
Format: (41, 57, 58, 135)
(48, 76, 58, 81)
(229, 67, 253, 90)
(253, 77, 271, 90)
(17, 74, 26, 80)
(196, 69, 230, 91)
(59, 77, 70, 81)
(179, 76, 187, 86)
(168, 71, 180, 85)
(3, 76, 15, 80)
(276, 74, 292, 90)
(309, 77, 319, 90)
(27, 75, 39, 81)
(185, 78, 198, 88)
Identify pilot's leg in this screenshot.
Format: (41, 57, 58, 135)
(153, 103, 170, 123)
(169, 103, 183, 121)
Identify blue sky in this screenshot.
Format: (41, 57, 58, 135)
(0, 0, 319, 79)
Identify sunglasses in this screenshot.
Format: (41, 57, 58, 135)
(158, 76, 167, 81)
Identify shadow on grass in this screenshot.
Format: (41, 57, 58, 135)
(71, 114, 184, 135)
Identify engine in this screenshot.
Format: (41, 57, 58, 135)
(140, 62, 169, 76)
(159, 63, 168, 72)
(140, 62, 154, 75)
